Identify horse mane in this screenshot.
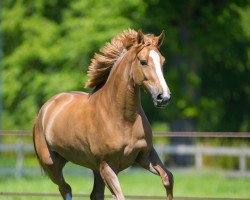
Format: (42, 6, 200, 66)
(85, 29, 155, 91)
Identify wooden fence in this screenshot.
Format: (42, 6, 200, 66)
(155, 145, 250, 173)
(0, 192, 249, 200)
(1, 131, 250, 200)
(1, 130, 250, 177)
(1, 130, 250, 137)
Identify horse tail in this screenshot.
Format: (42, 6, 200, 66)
(32, 117, 45, 175)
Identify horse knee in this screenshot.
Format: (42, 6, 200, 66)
(162, 171, 174, 190)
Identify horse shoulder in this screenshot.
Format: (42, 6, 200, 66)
(134, 108, 153, 138)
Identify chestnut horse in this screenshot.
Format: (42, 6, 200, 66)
(33, 29, 173, 200)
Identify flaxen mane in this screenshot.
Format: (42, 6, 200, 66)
(85, 29, 156, 91)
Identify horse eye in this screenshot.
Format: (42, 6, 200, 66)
(140, 60, 147, 66)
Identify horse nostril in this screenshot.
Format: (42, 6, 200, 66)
(156, 93, 164, 101)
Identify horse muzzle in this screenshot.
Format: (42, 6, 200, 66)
(153, 92, 171, 108)
(143, 83, 171, 108)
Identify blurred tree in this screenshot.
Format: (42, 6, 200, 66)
(140, 0, 250, 131)
(2, 0, 144, 129)
(2, 0, 250, 132)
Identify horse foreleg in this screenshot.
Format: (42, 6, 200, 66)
(99, 161, 125, 200)
(91, 170, 105, 200)
(137, 148, 174, 200)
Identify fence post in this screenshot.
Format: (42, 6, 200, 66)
(239, 146, 247, 173)
(15, 140, 24, 178)
(195, 145, 202, 169)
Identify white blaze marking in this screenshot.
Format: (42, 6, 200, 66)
(45, 93, 74, 144)
(149, 50, 170, 98)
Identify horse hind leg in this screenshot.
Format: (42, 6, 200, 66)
(42, 153, 72, 200)
(33, 124, 72, 200)
(36, 147, 72, 200)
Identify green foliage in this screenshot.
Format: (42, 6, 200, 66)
(1, 0, 250, 131)
(2, 0, 144, 129)
(141, 1, 250, 131)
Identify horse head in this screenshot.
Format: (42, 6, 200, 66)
(129, 30, 171, 108)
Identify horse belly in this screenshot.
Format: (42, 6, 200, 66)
(53, 144, 99, 170)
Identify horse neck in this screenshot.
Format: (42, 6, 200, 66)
(99, 53, 140, 122)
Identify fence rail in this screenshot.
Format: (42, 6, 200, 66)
(155, 145, 250, 172)
(1, 130, 250, 137)
(0, 192, 249, 200)
(1, 131, 250, 199)
(1, 131, 250, 176)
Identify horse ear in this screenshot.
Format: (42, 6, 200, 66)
(137, 29, 144, 44)
(155, 30, 165, 48)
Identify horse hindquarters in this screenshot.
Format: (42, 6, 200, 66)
(33, 120, 72, 200)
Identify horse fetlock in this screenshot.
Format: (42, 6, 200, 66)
(59, 184, 72, 200)
(90, 193, 104, 200)
(167, 193, 173, 200)
(112, 194, 126, 200)
(65, 193, 72, 200)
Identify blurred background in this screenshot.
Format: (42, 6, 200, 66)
(1, 0, 250, 131)
(0, 0, 250, 199)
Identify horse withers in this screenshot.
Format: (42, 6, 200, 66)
(33, 29, 173, 200)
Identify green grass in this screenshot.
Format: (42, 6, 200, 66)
(0, 168, 250, 199)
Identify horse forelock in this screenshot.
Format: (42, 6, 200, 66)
(85, 29, 156, 91)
